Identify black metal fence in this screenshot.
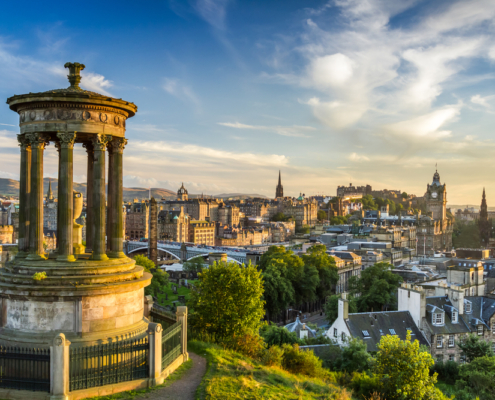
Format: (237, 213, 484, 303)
(150, 304, 176, 330)
(0, 346, 50, 392)
(69, 337, 149, 392)
(161, 322, 182, 370)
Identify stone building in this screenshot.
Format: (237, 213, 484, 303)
(337, 183, 372, 198)
(189, 220, 215, 246)
(0, 225, 14, 244)
(125, 200, 149, 240)
(158, 207, 189, 242)
(217, 202, 240, 226)
(160, 185, 219, 222)
(327, 251, 362, 293)
(478, 188, 492, 247)
(43, 178, 58, 231)
(281, 195, 318, 228)
(416, 169, 454, 255)
(399, 283, 495, 362)
(177, 182, 188, 201)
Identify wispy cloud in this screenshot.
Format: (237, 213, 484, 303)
(193, 0, 231, 30)
(163, 78, 200, 106)
(218, 122, 315, 137)
(471, 94, 495, 108)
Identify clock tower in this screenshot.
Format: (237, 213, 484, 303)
(425, 169, 447, 220)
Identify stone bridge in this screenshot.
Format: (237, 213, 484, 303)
(125, 241, 247, 264)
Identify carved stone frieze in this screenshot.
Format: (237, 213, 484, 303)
(18, 106, 125, 127)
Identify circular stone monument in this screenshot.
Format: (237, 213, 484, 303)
(0, 63, 152, 347)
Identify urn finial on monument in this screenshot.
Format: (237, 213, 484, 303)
(64, 62, 86, 89)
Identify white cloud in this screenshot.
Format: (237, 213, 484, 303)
(471, 94, 494, 108)
(163, 78, 200, 106)
(194, 0, 231, 30)
(304, 98, 367, 129)
(130, 140, 288, 167)
(218, 122, 315, 137)
(384, 107, 461, 141)
(0, 130, 19, 149)
(309, 53, 355, 88)
(80, 71, 113, 96)
(348, 152, 370, 162)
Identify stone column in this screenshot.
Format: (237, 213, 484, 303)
(108, 137, 127, 258)
(107, 148, 113, 252)
(83, 142, 94, 252)
(26, 133, 48, 260)
(56, 143, 61, 252)
(50, 333, 70, 400)
(17, 135, 31, 257)
(148, 197, 158, 265)
(176, 306, 189, 361)
(56, 132, 76, 262)
(148, 322, 164, 386)
(91, 134, 110, 261)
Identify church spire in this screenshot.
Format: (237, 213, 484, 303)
(275, 170, 284, 199)
(47, 178, 53, 201)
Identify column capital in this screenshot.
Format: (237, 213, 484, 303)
(56, 132, 77, 149)
(17, 134, 31, 149)
(108, 137, 128, 154)
(91, 134, 111, 151)
(25, 133, 50, 150)
(82, 141, 94, 154)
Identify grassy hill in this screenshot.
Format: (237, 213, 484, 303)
(0, 178, 19, 196)
(189, 341, 349, 400)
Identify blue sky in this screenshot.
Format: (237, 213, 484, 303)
(1, 0, 495, 204)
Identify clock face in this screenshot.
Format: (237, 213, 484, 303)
(431, 192, 438, 199)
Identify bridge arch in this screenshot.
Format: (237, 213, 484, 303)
(128, 247, 180, 260)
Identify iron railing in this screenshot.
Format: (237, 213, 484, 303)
(69, 337, 149, 392)
(0, 346, 50, 392)
(150, 304, 176, 330)
(161, 322, 182, 369)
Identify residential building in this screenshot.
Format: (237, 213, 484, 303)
(189, 220, 215, 246)
(125, 200, 149, 240)
(158, 207, 189, 242)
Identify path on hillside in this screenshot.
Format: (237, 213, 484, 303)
(144, 353, 206, 400)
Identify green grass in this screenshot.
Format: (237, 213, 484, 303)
(157, 280, 199, 307)
(87, 359, 193, 400)
(189, 340, 350, 400)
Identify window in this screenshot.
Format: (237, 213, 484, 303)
(452, 311, 458, 323)
(389, 329, 396, 335)
(449, 354, 455, 362)
(362, 330, 370, 337)
(465, 301, 472, 314)
(333, 328, 337, 338)
(434, 313, 444, 325)
(437, 336, 443, 348)
(448, 335, 455, 347)
(471, 287, 475, 296)
(460, 354, 466, 364)
(478, 325, 483, 336)
(492, 323, 495, 334)
(341, 332, 346, 341)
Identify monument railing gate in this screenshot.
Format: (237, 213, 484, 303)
(161, 322, 182, 370)
(0, 346, 50, 392)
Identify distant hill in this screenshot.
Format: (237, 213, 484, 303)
(214, 193, 268, 199)
(0, 179, 19, 196)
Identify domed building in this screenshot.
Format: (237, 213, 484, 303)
(177, 182, 188, 201)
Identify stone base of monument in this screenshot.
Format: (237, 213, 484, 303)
(0, 255, 152, 347)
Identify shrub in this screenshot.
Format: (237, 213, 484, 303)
(455, 356, 495, 400)
(32, 271, 47, 281)
(262, 345, 284, 367)
(431, 361, 459, 385)
(260, 324, 301, 348)
(349, 372, 381, 399)
(281, 344, 326, 378)
(223, 330, 266, 359)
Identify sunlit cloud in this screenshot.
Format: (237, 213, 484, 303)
(218, 122, 315, 137)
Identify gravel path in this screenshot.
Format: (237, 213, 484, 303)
(144, 353, 207, 400)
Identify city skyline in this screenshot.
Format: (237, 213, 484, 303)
(1, 0, 495, 203)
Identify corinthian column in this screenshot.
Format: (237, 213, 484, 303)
(108, 137, 127, 258)
(56, 132, 76, 261)
(91, 134, 111, 261)
(83, 142, 94, 252)
(17, 135, 31, 257)
(25, 133, 49, 260)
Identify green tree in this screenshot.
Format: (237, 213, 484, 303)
(189, 261, 265, 342)
(402, 192, 408, 199)
(271, 212, 288, 222)
(348, 262, 402, 312)
(260, 324, 301, 347)
(324, 294, 358, 324)
(134, 254, 169, 297)
(183, 256, 206, 274)
(323, 337, 371, 373)
(374, 332, 440, 400)
(317, 210, 327, 221)
(302, 245, 338, 299)
(453, 221, 482, 249)
(458, 333, 494, 362)
(455, 356, 495, 400)
(296, 224, 310, 234)
(262, 258, 295, 321)
(361, 195, 378, 210)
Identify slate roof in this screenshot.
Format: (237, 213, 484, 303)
(424, 297, 471, 335)
(465, 296, 495, 324)
(345, 310, 429, 352)
(285, 317, 317, 338)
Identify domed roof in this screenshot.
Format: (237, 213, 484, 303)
(432, 169, 441, 186)
(297, 192, 304, 201)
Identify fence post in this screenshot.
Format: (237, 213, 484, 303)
(176, 306, 189, 361)
(50, 333, 70, 400)
(148, 322, 164, 386)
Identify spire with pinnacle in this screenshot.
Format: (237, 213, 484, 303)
(47, 178, 54, 201)
(479, 187, 491, 247)
(275, 170, 284, 199)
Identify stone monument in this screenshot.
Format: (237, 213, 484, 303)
(1, 62, 152, 347)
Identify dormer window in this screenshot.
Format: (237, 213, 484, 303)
(389, 329, 396, 335)
(465, 301, 472, 314)
(451, 310, 458, 323)
(434, 313, 444, 325)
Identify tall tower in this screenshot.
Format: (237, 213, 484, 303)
(275, 170, 284, 198)
(178, 182, 188, 201)
(479, 188, 491, 247)
(46, 177, 54, 201)
(425, 168, 447, 220)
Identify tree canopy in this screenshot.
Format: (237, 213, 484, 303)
(458, 333, 494, 362)
(271, 212, 289, 222)
(348, 262, 402, 312)
(317, 210, 327, 221)
(183, 256, 206, 274)
(189, 260, 265, 341)
(133, 254, 169, 297)
(301, 245, 339, 299)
